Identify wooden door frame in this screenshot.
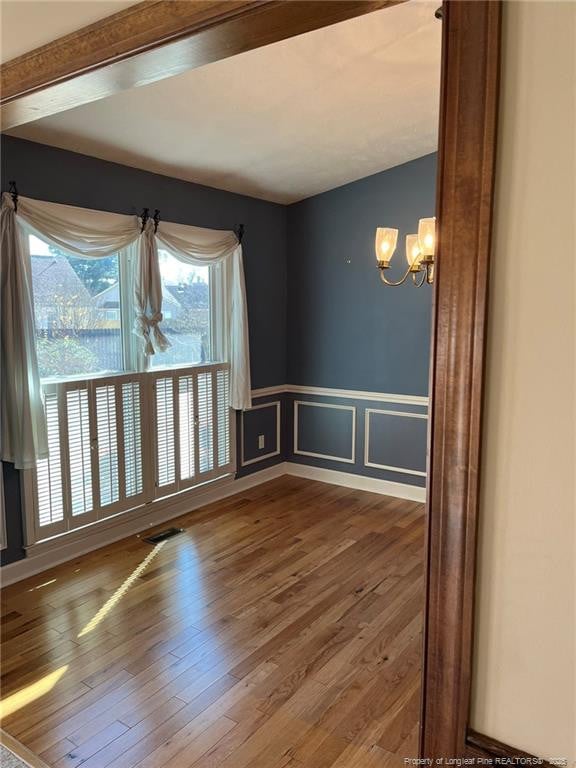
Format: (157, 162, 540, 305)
(1, 0, 517, 759)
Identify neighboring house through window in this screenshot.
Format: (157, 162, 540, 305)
(25, 233, 233, 545)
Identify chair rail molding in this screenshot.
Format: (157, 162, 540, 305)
(251, 384, 429, 406)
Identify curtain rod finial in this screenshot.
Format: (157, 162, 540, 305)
(8, 180, 18, 212)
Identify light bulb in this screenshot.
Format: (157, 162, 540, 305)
(375, 228, 398, 267)
(406, 234, 423, 270)
(417, 217, 436, 258)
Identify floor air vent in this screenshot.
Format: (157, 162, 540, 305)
(143, 527, 184, 544)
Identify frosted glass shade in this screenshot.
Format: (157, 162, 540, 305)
(405, 234, 423, 270)
(418, 217, 436, 258)
(375, 228, 398, 266)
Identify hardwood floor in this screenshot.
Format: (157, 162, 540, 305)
(1, 476, 425, 768)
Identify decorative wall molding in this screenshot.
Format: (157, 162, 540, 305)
(364, 408, 428, 477)
(293, 400, 356, 464)
(241, 400, 281, 466)
(251, 384, 286, 399)
(251, 383, 429, 406)
(286, 463, 426, 503)
(288, 385, 428, 406)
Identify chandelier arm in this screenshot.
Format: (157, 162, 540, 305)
(412, 270, 427, 287)
(379, 266, 412, 286)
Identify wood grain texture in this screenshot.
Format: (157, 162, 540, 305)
(0, 0, 402, 129)
(1, 729, 52, 768)
(1, 477, 425, 767)
(420, 0, 502, 758)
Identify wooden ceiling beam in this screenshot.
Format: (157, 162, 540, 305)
(1, 0, 402, 129)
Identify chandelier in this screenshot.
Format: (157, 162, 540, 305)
(375, 217, 436, 286)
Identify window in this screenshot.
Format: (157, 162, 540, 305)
(29, 235, 124, 379)
(26, 234, 234, 545)
(29, 237, 222, 378)
(151, 250, 212, 368)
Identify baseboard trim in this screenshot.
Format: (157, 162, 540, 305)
(0, 464, 287, 586)
(465, 729, 554, 767)
(1, 729, 51, 768)
(285, 463, 426, 502)
(1, 462, 425, 584)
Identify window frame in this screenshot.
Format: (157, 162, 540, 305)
(22, 233, 235, 549)
(149, 247, 225, 373)
(26, 230, 129, 382)
(26, 234, 227, 384)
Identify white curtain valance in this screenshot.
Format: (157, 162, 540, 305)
(13, 194, 140, 259)
(156, 220, 238, 261)
(1, 192, 251, 469)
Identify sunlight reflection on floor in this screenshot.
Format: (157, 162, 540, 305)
(77, 541, 166, 638)
(1, 541, 167, 721)
(0, 666, 69, 719)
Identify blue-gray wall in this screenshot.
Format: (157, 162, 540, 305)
(287, 153, 435, 394)
(240, 155, 435, 485)
(1, 136, 288, 565)
(1, 138, 435, 567)
(1, 136, 288, 390)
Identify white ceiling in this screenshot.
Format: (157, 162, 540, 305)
(0, 0, 137, 63)
(5, 1, 441, 204)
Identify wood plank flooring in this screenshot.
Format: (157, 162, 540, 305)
(1, 476, 425, 768)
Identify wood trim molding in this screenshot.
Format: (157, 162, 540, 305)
(420, 0, 502, 757)
(0, 0, 401, 129)
(1, 728, 52, 768)
(466, 730, 555, 767)
(1, 0, 521, 760)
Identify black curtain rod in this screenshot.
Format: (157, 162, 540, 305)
(8, 185, 235, 242)
(140, 208, 161, 233)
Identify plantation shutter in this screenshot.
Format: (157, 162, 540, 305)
(32, 373, 147, 540)
(152, 363, 233, 498)
(34, 388, 65, 537)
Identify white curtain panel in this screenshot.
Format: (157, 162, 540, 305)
(157, 221, 251, 411)
(0, 192, 251, 468)
(0, 194, 49, 469)
(135, 221, 170, 356)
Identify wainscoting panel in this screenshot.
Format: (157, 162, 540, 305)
(239, 386, 428, 488)
(236, 394, 286, 478)
(285, 389, 428, 489)
(294, 400, 356, 464)
(364, 409, 428, 477)
(241, 400, 281, 466)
